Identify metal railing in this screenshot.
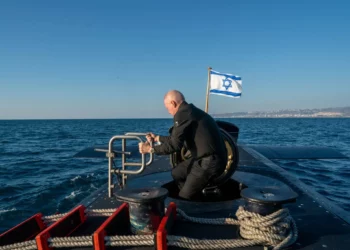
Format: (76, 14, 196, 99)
(96, 133, 154, 197)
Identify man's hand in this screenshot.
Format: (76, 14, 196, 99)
(146, 133, 159, 143)
(138, 142, 151, 154)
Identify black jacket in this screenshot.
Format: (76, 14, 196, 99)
(154, 101, 227, 160)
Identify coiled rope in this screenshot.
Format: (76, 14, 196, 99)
(174, 206, 298, 250)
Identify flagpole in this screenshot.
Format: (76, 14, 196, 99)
(205, 67, 212, 113)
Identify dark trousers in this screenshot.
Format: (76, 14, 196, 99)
(171, 155, 226, 200)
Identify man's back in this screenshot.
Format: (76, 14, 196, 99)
(174, 101, 227, 160)
(140, 91, 228, 200)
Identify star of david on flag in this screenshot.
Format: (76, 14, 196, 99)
(209, 70, 242, 98)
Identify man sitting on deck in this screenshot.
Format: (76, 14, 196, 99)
(138, 90, 227, 200)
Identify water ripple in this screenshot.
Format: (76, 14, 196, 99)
(0, 118, 349, 233)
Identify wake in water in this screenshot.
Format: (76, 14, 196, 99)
(0, 208, 17, 215)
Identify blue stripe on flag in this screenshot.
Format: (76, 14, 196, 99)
(210, 71, 241, 80)
(210, 89, 242, 97)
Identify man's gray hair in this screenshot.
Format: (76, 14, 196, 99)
(164, 90, 185, 103)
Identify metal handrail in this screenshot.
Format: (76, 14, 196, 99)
(107, 134, 155, 197)
(125, 132, 154, 166)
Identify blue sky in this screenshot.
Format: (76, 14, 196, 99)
(0, 0, 349, 119)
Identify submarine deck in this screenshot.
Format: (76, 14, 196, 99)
(61, 145, 350, 250)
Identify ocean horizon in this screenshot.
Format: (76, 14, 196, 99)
(1, 117, 350, 120)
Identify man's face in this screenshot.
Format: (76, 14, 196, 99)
(164, 98, 176, 116)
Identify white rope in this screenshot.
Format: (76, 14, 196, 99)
(173, 206, 298, 250)
(49, 241, 93, 248)
(236, 206, 298, 250)
(0, 240, 37, 250)
(105, 240, 154, 246)
(87, 209, 116, 213)
(105, 235, 154, 247)
(86, 208, 115, 217)
(1, 206, 297, 250)
(46, 234, 155, 248)
(177, 208, 240, 225)
(42, 213, 68, 220)
(47, 236, 93, 248)
(86, 212, 113, 217)
(106, 235, 153, 241)
(3, 246, 37, 250)
(48, 236, 92, 243)
(167, 236, 263, 249)
(42, 208, 116, 223)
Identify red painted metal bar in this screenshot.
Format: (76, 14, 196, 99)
(157, 202, 177, 250)
(93, 203, 129, 250)
(35, 205, 86, 250)
(0, 213, 46, 246)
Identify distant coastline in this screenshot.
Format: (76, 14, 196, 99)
(212, 106, 350, 118)
(1, 107, 350, 120)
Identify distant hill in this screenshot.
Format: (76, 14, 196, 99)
(212, 107, 350, 118)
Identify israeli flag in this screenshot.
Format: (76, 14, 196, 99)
(210, 70, 242, 98)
